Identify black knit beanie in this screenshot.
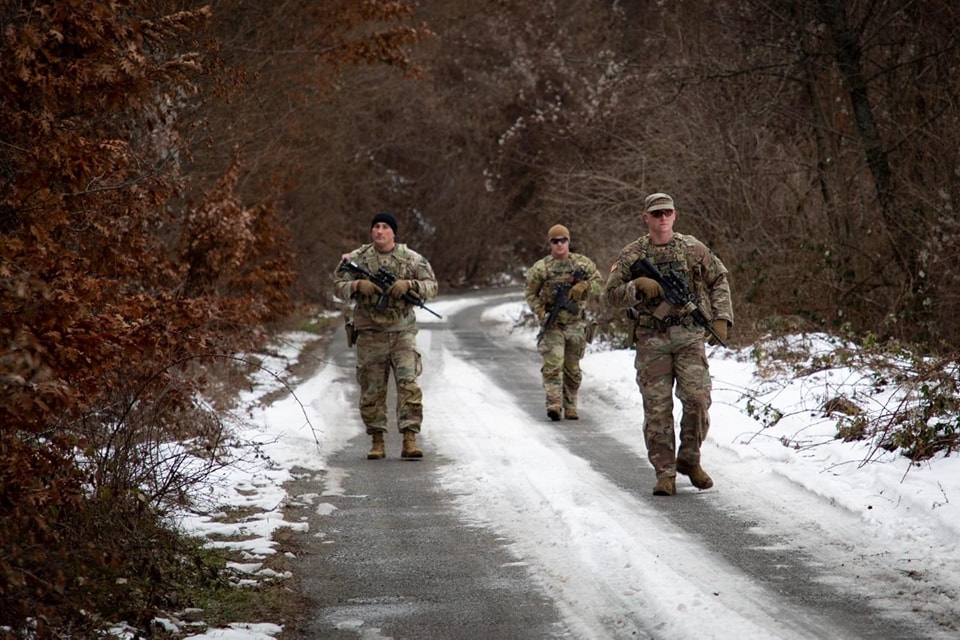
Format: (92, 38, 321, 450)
(371, 211, 398, 236)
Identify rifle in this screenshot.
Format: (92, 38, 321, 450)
(338, 259, 442, 318)
(539, 269, 587, 338)
(629, 257, 726, 347)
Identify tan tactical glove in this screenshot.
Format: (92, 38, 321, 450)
(536, 308, 546, 323)
(569, 281, 590, 301)
(387, 279, 413, 299)
(707, 319, 728, 346)
(355, 279, 383, 296)
(633, 277, 664, 300)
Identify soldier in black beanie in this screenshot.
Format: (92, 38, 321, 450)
(370, 211, 398, 236)
(334, 211, 438, 460)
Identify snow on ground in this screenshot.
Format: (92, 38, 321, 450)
(157, 292, 960, 639)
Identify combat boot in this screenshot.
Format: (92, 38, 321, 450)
(367, 432, 385, 460)
(678, 462, 714, 490)
(547, 406, 561, 421)
(564, 407, 579, 420)
(401, 430, 423, 459)
(652, 476, 676, 496)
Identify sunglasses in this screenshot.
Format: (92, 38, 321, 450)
(550, 237, 569, 245)
(647, 209, 675, 218)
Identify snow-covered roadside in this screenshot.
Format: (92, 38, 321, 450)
(481, 298, 960, 635)
(135, 293, 960, 638)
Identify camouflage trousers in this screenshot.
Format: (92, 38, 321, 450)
(633, 325, 712, 478)
(537, 322, 587, 411)
(355, 329, 423, 434)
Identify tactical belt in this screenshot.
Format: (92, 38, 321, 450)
(546, 311, 582, 328)
(635, 314, 692, 332)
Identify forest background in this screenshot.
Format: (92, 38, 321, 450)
(2, 0, 960, 637)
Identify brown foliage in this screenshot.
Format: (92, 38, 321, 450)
(174, 0, 433, 296)
(0, 0, 294, 633)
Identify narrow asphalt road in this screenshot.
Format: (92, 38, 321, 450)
(280, 290, 930, 639)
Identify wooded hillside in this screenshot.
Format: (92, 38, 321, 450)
(203, 0, 960, 348)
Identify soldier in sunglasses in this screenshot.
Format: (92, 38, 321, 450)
(603, 193, 734, 496)
(525, 224, 603, 422)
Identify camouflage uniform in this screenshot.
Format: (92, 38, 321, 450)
(603, 233, 733, 479)
(333, 242, 438, 435)
(525, 253, 603, 416)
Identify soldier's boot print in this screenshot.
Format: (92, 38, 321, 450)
(367, 432, 386, 460)
(677, 461, 714, 490)
(564, 406, 579, 420)
(652, 476, 676, 496)
(401, 429, 423, 459)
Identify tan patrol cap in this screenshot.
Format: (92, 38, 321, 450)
(644, 193, 675, 212)
(547, 224, 570, 242)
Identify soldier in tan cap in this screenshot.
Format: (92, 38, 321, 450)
(525, 224, 603, 421)
(603, 193, 734, 496)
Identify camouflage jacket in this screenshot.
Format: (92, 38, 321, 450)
(333, 243, 438, 332)
(603, 233, 734, 328)
(525, 253, 603, 325)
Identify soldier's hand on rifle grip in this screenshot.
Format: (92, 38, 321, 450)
(569, 281, 590, 301)
(387, 279, 413, 299)
(633, 277, 663, 301)
(355, 280, 383, 296)
(707, 320, 728, 345)
(536, 308, 546, 323)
